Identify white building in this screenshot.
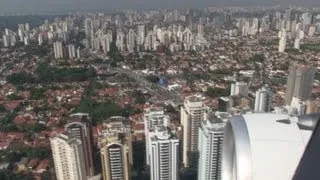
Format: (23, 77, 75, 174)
(150, 126, 179, 180)
(294, 38, 300, 49)
(221, 113, 319, 180)
(254, 85, 273, 113)
(198, 114, 226, 180)
(68, 44, 76, 59)
(181, 95, 206, 167)
(278, 30, 287, 53)
(144, 107, 170, 165)
(50, 134, 87, 180)
(54, 41, 64, 59)
(38, 34, 43, 45)
(230, 82, 249, 97)
(2, 35, 10, 47)
(24, 36, 30, 46)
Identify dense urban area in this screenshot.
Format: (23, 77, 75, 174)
(0, 5, 320, 180)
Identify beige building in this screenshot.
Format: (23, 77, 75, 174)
(99, 116, 132, 180)
(181, 95, 206, 167)
(50, 134, 87, 180)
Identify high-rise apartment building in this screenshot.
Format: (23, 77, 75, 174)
(50, 134, 87, 180)
(254, 85, 273, 113)
(181, 95, 206, 167)
(150, 126, 179, 180)
(53, 41, 64, 59)
(285, 64, 315, 105)
(65, 113, 95, 177)
(99, 117, 132, 180)
(198, 113, 225, 180)
(144, 107, 170, 165)
(278, 30, 287, 52)
(230, 82, 249, 97)
(68, 44, 76, 59)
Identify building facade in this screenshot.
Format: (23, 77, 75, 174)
(285, 64, 315, 105)
(181, 95, 206, 167)
(144, 107, 170, 165)
(198, 116, 225, 180)
(50, 134, 87, 180)
(254, 85, 273, 113)
(99, 117, 132, 180)
(65, 113, 95, 177)
(150, 126, 179, 180)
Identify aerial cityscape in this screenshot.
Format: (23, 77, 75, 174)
(0, 3, 320, 180)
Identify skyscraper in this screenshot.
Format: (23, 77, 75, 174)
(285, 64, 315, 105)
(278, 30, 287, 53)
(150, 126, 179, 180)
(67, 44, 76, 59)
(144, 107, 170, 165)
(198, 113, 225, 180)
(53, 41, 64, 59)
(99, 116, 132, 180)
(181, 95, 206, 167)
(254, 85, 273, 113)
(65, 113, 95, 177)
(50, 134, 87, 180)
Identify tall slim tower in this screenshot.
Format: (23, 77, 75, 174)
(50, 134, 87, 180)
(67, 44, 76, 59)
(254, 85, 273, 113)
(65, 113, 95, 177)
(198, 114, 225, 180)
(53, 41, 64, 59)
(285, 64, 315, 105)
(181, 95, 206, 167)
(150, 126, 179, 180)
(278, 30, 287, 53)
(144, 107, 170, 165)
(99, 117, 132, 180)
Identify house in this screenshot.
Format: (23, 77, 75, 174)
(34, 159, 49, 174)
(27, 158, 39, 170)
(16, 157, 29, 172)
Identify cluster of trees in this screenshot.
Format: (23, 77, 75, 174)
(0, 147, 51, 163)
(30, 87, 46, 100)
(36, 62, 96, 83)
(74, 97, 128, 125)
(0, 170, 33, 180)
(6, 62, 96, 85)
(6, 72, 36, 85)
(145, 75, 159, 83)
(204, 87, 230, 98)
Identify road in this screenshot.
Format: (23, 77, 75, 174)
(113, 67, 181, 103)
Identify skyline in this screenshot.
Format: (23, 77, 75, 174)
(1, 0, 320, 13)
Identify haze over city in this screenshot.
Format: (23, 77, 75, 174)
(0, 1, 320, 180)
(1, 0, 320, 13)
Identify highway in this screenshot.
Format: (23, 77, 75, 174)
(113, 67, 181, 103)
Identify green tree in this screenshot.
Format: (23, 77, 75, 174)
(6, 72, 35, 85)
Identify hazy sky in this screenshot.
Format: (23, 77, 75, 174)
(0, 0, 319, 13)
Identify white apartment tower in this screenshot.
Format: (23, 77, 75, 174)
(198, 115, 225, 180)
(254, 85, 273, 113)
(181, 95, 206, 167)
(150, 126, 179, 180)
(54, 41, 64, 59)
(230, 81, 249, 97)
(278, 30, 287, 53)
(38, 34, 43, 45)
(50, 134, 87, 180)
(144, 107, 170, 165)
(68, 44, 76, 59)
